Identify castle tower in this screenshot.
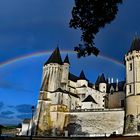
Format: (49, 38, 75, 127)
(125, 37, 140, 134)
(34, 47, 64, 135)
(98, 73, 107, 92)
(77, 70, 88, 87)
(43, 47, 63, 92)
(61, 54, 70, 90)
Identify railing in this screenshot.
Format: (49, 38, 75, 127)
(70, 108, 124, 112)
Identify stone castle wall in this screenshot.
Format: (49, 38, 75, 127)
(66, 109, 124, 136)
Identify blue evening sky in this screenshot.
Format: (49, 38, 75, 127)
(0, 0, 139, 125)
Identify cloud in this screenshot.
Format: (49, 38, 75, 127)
(15, 104, 34, 114)
(17, 114, 32, 119)
(0, 81, 33, 93)
(0, 110, 14, 119)
(1, 110, 14, 115)
(0, 102, 4, 110)
(7, 105, 15, 108)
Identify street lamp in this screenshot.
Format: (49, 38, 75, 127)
(30, 106, 35, 140)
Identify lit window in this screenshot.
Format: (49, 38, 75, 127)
(129, 63, 132, 71)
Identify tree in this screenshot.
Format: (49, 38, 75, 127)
(0, 125, 4, 137)
(69, 0, 123, 58)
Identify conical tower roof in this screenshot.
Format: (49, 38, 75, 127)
(95, 75, 101, 85)
(63, 54, 70, 64)
(44, 47, 62, 65)
(79, 70, 86, 80)
(128, 36, 140, 53)
(99, 73, 106, 83)
(95, 73, 106, 85)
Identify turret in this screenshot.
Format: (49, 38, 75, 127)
(99, 74, 107, 92)
(125, 36, 140, 134)
(77, 70, 88, 87)
(43, 47, 63, 92)
(61, 55, 70, 87)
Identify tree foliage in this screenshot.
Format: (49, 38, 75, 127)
(69, 0, 122, 58)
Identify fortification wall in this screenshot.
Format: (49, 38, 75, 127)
(67, 109, 124, 136)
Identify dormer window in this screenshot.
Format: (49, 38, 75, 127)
(129, 63, 132, 71)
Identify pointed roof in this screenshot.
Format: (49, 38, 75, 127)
(107, 81, 125, 92)
(95, 73, 106, 85)
(82, 95, 97, 104)
(99, 73, 106, 83)
(95, 75, 101, 85)
(64, 54, 70, 64)
(69, 72, 79, 82)
(79, 70, 86, 80)
(44, 47, 62, 65)
(128, 36, 140, 53)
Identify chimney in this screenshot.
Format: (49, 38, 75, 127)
(116, 78, 119, 91)
(111, 78, 113, 83)
(108, 78, 110, 84)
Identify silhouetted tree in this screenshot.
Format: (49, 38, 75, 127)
(0, 125, 4, 137)
(69, 0, 123, 57)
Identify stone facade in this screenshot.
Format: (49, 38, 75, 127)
(20, 37, 140, 136)
(125, 37, 140, 134)
(29, 47, 125, 136)
(67, 109, 124, 136)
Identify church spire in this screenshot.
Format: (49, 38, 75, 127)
(63, 54, 70, 64)
(44, 47, 62, 65)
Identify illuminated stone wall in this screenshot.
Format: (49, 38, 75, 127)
(67, 109, 124, 136)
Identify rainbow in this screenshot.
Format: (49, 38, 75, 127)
(0, 50, 125, 68)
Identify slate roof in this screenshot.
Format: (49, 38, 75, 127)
(107, 81, 125, 93)
(128, 37, 140, 53)
(69, 73, 79, 82)
(95, 74, 107, 90)
(44, 47, 62, 65)
(50, 88, 79, 98)
(82, 95, 97, 104)
(88, 82, 94, 88)
(95, 73, 106, 85)
(99, 74, 106, 83)
(64, 54, 70, 64)
(23, 119, 31, 124)
(79, 70, 87, 80)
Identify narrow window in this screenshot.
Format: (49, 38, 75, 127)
(137, 124, 140, 131)
(129, 85, 132, 93)
(121, 100, 124, 107)
(129, 63, 132, 71)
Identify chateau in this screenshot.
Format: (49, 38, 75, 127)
(21, 37, 140, 137)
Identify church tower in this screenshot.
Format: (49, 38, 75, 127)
(125, 37, 140, 134)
